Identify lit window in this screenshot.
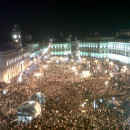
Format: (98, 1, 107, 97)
(19, 35, 21, 38)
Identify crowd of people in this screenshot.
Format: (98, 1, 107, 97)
(0, 55, 129, 129)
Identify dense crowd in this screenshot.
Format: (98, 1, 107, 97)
(0, 55, 129, 129)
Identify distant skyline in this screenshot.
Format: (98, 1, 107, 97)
(0, 0, 130, 42)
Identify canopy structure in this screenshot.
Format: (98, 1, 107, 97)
(17, 101, 41, 122)
(29, 92, 46, 105)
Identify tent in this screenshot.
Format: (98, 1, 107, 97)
(17, 101, 41, 122)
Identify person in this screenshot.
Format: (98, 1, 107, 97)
(0, 56, 129, 129)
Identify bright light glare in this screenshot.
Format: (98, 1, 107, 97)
(93, 100, 97, 108)
(81, 110, 86, 113)
(18, 73, 23, 82)
(97, 66, 100, 69)
(110, 62, 113, 65)
(13, 35, 17, 38)
(81, 104, 84, 107)
(84, 102, 86, 105)
(43, 65, 48, 69)
(109, 72, 114, 77)
(7, 80, 11, 84)
(72, 66, 76, 71)
(112, 97, 115, 101)
(95, 60, 98, 63)
(105, 81, 109, 86)
(85, 99, 89, 102)
(82, 71, 91, 78)
(99, 99, 103, 102)
(123, 66, 127, 69)
(29, 101, 35, 104)
(104, 70, 108, 74)
(18, 76, 22, 82)
(3, 90, 7, 95)
(34, 72, 42, 78)
(47, 61, 51, 63)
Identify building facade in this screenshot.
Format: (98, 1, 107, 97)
(51, 40, 71, 56)
(108, 41, 130, 74)
(0, 49, 30, 82)
(50, 34, 130, 74)
(51, 36, 113, 59)
(0, 25, 44, 82)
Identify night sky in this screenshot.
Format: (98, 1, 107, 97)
(0, 0, 130, 41)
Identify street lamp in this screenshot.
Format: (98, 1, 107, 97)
(34, 72, 42, 78)
(81, 103, 85, 108)
(43, 65, 48, 69)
